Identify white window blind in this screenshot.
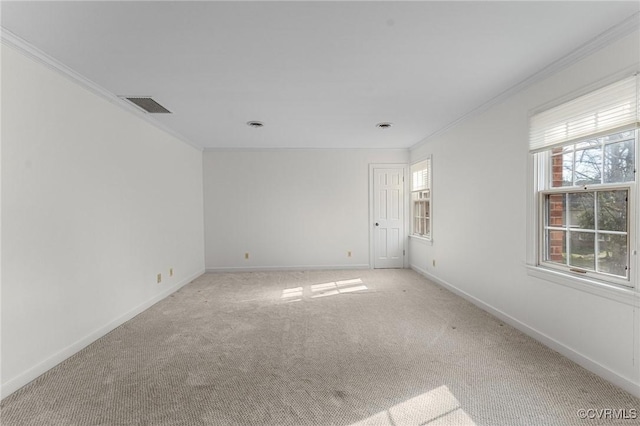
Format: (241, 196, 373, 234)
(529, 74, 639, 153)
(411, 158, 431, 191)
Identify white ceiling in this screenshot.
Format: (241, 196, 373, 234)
(2, 1, 639, 150)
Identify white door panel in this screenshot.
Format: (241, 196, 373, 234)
(373, 168, 404, 268)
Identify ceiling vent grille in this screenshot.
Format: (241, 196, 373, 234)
(123, 97, 172, 113)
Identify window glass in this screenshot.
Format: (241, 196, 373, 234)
(574, 147, 601, 185)
(411, 158, 431, 239)
(597, 191, 627, 232)
(531, 76, 637, 286)
(568, 232, 595, 270)
(550, 132, 635, 188)
(603, 138, 634, 183)
(598, 235, 627, 276)
(541, 130, 634, 281)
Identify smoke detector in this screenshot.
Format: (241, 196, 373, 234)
(376, 122, 393, 129)
(247, 121, 264, 128)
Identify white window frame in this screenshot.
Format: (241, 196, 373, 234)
(528, 73, 639, 292)
(535, 135, 636, 288)
(411, 156, 432, 241)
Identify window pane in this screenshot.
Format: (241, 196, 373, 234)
(603, 139, 635, 183)
(546, 193, 566, 227)
(552, 151, 573, 187)
(574, 147, 601, 185)
(602, 130, 634, 144)
(597, 191, 627, 232)
(568, 232, 595, 270)
(562, 153, 574, 186)
(574, 139, 600, 150)
(545, 229, 566, 265)
(413, 199, 430, 236)
(598, 234, 627, 277)
(568, 193, 594, 229)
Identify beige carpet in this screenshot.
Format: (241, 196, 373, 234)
(1, 269, 638, 425)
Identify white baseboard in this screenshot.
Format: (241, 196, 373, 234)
(206, 264, 370, 273)
(410, 265, 640, 398)
(1, 269, 205, 400)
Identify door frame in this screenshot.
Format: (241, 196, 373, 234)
(369, 163, 410, 269)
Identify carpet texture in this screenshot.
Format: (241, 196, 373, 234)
(1, 269, 638, 425)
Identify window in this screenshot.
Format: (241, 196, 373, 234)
(411, 157, 432, 239)
(530, 74, 638, 287)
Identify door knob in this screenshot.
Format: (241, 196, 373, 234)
(375, 222, 379, 226)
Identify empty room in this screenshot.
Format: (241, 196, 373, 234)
(1, 1, 639, 425)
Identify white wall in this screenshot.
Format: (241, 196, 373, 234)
(204, 149, 408, 270)
(409, 31, 640, 396)
(1, 44, 205, 397)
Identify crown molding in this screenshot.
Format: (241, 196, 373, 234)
(202, 146, 410, 152)
(410, 11, 640, 152)
(1, 27, 203, 152)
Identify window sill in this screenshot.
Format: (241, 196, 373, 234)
(526, 265, 639, 307)
(409, 235, 433, 246)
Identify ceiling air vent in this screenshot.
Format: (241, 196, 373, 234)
(123, 97, 172, 114)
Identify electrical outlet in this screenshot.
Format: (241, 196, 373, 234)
(432, 259, 436, 267)
(347, 251, 352, 257)
(245, 253, 249, 260)
(157, 273, 162, 283)
(169, 268, 173, 277)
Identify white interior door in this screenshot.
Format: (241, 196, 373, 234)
(373, 167, 405, 268)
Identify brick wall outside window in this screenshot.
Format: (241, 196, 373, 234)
(549, 150, 564, 262)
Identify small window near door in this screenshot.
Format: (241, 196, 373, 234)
(411, 157, 432, 239)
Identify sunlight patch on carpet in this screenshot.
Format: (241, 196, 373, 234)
(349, 385, 476, 426)
(280, 278, 367, 300)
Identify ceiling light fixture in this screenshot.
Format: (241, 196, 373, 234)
(376, 122, 393, 129)
(246, 121, 264, 128)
